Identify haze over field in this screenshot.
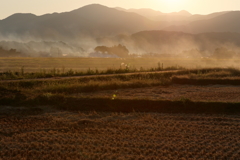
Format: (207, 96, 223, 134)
(1, 1, 240, 58)
(2, 2, 240, 160)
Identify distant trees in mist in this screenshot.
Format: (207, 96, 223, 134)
(0, 47, 23, 57)
(94, 44, 129, 57)
(212, 47, 236, 59)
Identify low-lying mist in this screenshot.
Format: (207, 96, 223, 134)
(1, 31, 240, 63)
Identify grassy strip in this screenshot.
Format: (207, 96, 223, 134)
(0, 65, 181, 80)
(172, 77, 240, 85)
(1, 67, 240, 81)
(1, 68, 240, 101)
(2, 95, 240, 114)
(1, 67, 240, 115)
(0, 72, 171, 91)
(0, 72, 172, 106)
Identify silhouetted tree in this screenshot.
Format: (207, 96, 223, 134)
(212, 47, 235, 59)
(94, 46, 109, 54)
(94, 44, 129, 57)
(0, 47, 22, 57)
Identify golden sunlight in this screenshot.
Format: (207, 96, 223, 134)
(165, 0, 181, 4)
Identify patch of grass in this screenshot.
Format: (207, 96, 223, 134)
(0, 64, 180, 80)
(171, 67, 240, 85)
(184, 67, 240, 78)
(1, 67, 240, 114)
(0, 72, 172, 105)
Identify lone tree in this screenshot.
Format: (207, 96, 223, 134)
(94, 44, 129, 57)
(212, 47, 235, 59)
(0, 47, 22, 57)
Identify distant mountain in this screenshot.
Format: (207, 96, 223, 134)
(115, 7, 232, 23)
(115, 8, 192, 21)
(1, 4, 239, 42)
(169, 10, 192, 17)
(96, 30, 240, 57)
(164, 11, 240, 33)
(95, 30, 240, 57)
(127, 8, 164, 17)
(114, 7, 127, 12)
(133, 30, 240, 45)
(1, 4, 240, 57)
(187, 11, 230, 21)
(129, 30, 240, 55)
(0, 4, 170, 41)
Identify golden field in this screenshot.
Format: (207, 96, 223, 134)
(0, 57, 239, 72)
(1, 58, 240, 160)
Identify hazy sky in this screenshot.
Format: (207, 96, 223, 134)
(1, 0, 240, 20)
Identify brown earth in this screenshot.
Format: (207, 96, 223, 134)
(75, 84, 240, 102)
(1, 107, 240, 160)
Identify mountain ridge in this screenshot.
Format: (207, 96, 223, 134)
(1, 4, 240, 58)
(0, 4, 169, 41)
(164, 11, 240, 33)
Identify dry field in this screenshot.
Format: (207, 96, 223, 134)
(1, 58, 240, 159)
(0, 57, 239, 72)
(0, 57, 178, 72)
(75, 84, 240, 102)
(1, 107, 240, 160)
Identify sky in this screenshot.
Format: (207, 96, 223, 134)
(1, 0, 240, 20)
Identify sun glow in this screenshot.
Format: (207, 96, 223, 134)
(165, 0, 181, 5)
(168, 0, 179, 2)
(151, 0, 185, 12)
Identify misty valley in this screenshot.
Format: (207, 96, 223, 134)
(1, 4, 240, 61)
(1, 3, 240, 160)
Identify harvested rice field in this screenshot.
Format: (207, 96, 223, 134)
(74, 84, 240, 102)
(0, 107, 240, 160)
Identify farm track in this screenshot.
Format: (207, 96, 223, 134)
(0, 70, 179, 82)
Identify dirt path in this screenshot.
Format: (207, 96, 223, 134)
(0, 70, 178, 82)
(75, 84, 240, 102)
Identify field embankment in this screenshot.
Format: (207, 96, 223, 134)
(1, 67, 240, 114)
(1, 67, 240, 159)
